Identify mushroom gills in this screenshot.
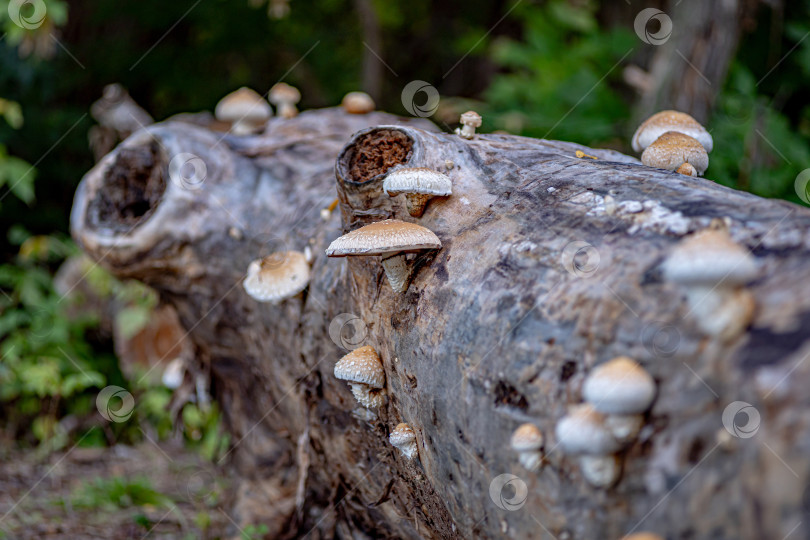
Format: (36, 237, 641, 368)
(349, 383, 386, 409)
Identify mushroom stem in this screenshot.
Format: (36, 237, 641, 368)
(605, 414, 644, 443)
(460, 123, 477, 139)
(277, 102, 298, 119)
(381, 253, 411, 293)
(579, 455, 621, 488)
(685, 286, 754, 340)
(231, 119, 255, 136)
(404, 193, 432, 217)
(349, 383, 385, 409)
(517, 451, 543, 472)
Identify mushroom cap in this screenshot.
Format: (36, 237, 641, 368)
(510, 423, 544, 452)
(390, 423, 416, 446)
(383, 167, 453, 197)
(334, 345, 385, 388)
(555, 404, 620, 455)
(460, 110, 482, 127)
(622, 534, 665, 540)
(583, 357, 656, 415)
(243, 251, 311, 303)
(268, 82, 301, 105)
(662, 228, 759, 286)
(325, 219, 441, 257)
(632, 110, 713, 153)
(215, 87, 272, 123)
(342, 91, 375, 114)
(641, 132, 709, 174)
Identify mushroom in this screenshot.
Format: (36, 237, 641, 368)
(456, 110, 482, 139)
(555, 404, 622, 487)
(268, 82, 301, 119)
(161, 357, 185, 389)
(582, 357, 656, 443)
(334, 345, 385, 408)
(390, 423, 418, 459)
(243, 251, 311, 303)
(632, 110, 713, 153)
(676, 162, 697, 177)
(215, 87, 272, 135)
(383, 167, 453, 217)
(661, 228, 759, 340)
(641, 131, 709, 176)
(341, 91, 375, 114)
(622, 534, 665, 540)
(325, 219, 442, 293)
(510, 423, 544, 471)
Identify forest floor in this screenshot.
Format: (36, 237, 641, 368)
(0, 439, 237, 539)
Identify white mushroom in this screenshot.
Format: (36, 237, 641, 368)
(390, 423, 418, 460)
(383, 167, 453, 217)
(325, 219, 442, 293)
(243, 251, 311, 303)
(662, 228, 759, 340)
(341, 91, 375, 114)
(579, 454, 621, 489)
(215, 87, 272, 135)
(583, 357, 655, 443)
(632, 110, 713, 153)
(456, 110, 482, 139)
(334, 345, 385, 408)
(268, 82, 301, 119)
(510, 423, 544, 471)
(161, 357, 185, 389)
(555, 404, 622, 487)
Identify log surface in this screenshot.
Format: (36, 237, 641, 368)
(72, 107, 810, 539)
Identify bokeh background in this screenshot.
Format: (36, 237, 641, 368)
(0, 0, 809, 537)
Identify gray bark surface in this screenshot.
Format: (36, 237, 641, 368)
(72, 107, 810, 539)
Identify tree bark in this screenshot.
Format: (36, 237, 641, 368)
(71, 108, 810, 539)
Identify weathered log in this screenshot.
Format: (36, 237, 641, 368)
(71, 107, 810, 539)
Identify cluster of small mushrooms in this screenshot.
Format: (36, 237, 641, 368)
(231, 93, 759, 536)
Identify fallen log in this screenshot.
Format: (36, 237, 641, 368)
(71, 107, 810, 539)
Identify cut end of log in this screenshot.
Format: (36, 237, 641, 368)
(344, 128, 413, 184)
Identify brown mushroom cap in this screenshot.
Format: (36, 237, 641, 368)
(341, 91, 375, 114)
(268, 82, 301, 105)
(334, 345, 385, 388)
(243, 251, 311, 303)
(510, 423, 544, 452)
(662, 228, 758, 285)
(383, 167, 453, 197)
(641, 131, 709, 175)
(215, 87, 272, 123)
(632, 110, 713, 153)
(390, 423, 416, 446)
(325, 219, 441, 257)
(460, 110, 482, 127)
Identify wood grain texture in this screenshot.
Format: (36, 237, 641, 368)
(72, 107, 810, 539)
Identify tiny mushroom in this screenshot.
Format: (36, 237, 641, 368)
(632, 110, 713, 153)
(583, 357, 656, 443)
(161, 358, 185, 389)
(341, 91, 375, 114)
(390, 423, 418, 459)
(555, 404, 622, 487)
(457, 110, 482, 139)
(243, 251, 311, 303)
(641, 131, 709, 176)
(676, 162, 697, 177)
(383, 167, 453, 217)
(334, 345, 386, 408)
(510, 423, 544, 471)
(662, 228, 759, 340)
(215, 87, 272, 135)
(325, 219, 442, 293)
(268, 82, 301, 119)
